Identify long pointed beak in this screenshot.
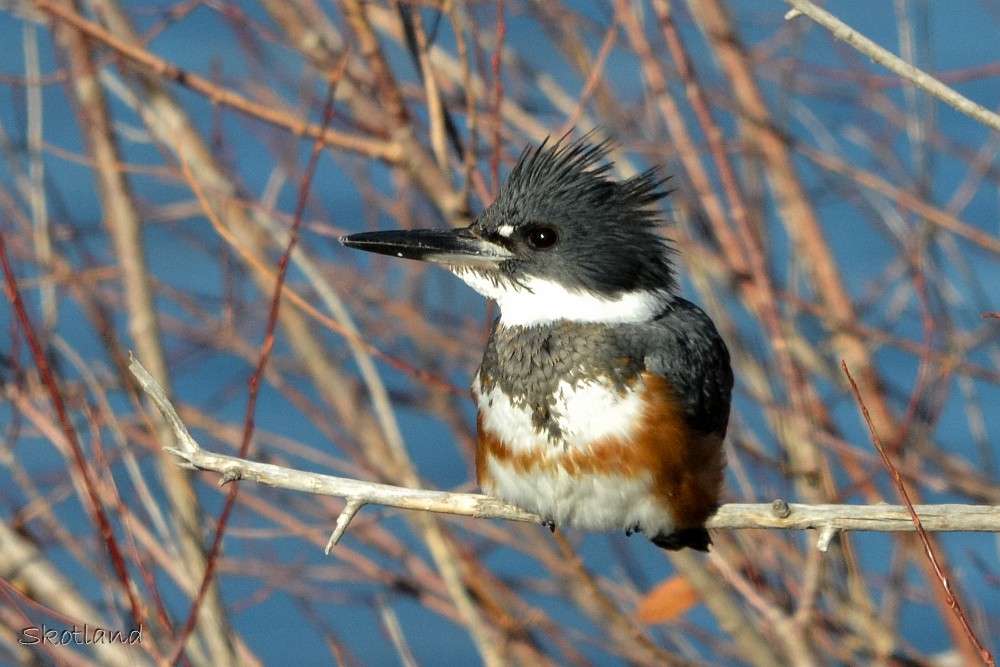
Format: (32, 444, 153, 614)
(339, 227, 511, 266)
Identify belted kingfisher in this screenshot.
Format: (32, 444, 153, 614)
(340, 137, 732, 551)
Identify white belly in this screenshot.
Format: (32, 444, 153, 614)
(474, 374, 676, 536)
(484, 459, 673, 534)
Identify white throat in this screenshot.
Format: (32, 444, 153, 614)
(451, 269, 669, 327)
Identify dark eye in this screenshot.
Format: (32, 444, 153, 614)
(525, 226, 558, 249)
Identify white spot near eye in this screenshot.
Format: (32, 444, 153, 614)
(497, 224, 514, 237)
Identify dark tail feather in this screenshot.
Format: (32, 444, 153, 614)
(650, 528, 711, 552)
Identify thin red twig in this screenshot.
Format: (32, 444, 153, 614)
(842, 360, 994, 667)
(168, 60, 348, 664)
(0, 232, 146, 631)
(87, 402, 174, 662)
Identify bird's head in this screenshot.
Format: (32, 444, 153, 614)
(340, 137, 677, 326)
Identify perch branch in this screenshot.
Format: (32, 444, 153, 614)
(130, 356, 1000, 549)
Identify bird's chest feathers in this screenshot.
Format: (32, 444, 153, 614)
(472, 322, 681, 535)
(475, 375, 644, 452)
(474, 368, 660, 533)
(474, 322, 644, 450)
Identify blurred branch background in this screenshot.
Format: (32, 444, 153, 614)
(1, 1, 998, 665)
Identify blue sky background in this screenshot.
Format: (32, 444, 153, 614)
(1, 1, 1000, 664)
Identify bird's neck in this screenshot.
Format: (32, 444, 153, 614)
(452, 268, 672, 327)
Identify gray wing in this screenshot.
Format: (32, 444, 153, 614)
(633, 297, 733, 437)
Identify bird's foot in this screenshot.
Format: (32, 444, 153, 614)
(651, 527, 712, 552)
(625, 524, 643, 537)
(542, 518, 557, 533)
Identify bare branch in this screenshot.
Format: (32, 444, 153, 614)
(130, 356, 1000, 543)
(786, 0, 1000, 133)
(34, 0, 399, 160)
